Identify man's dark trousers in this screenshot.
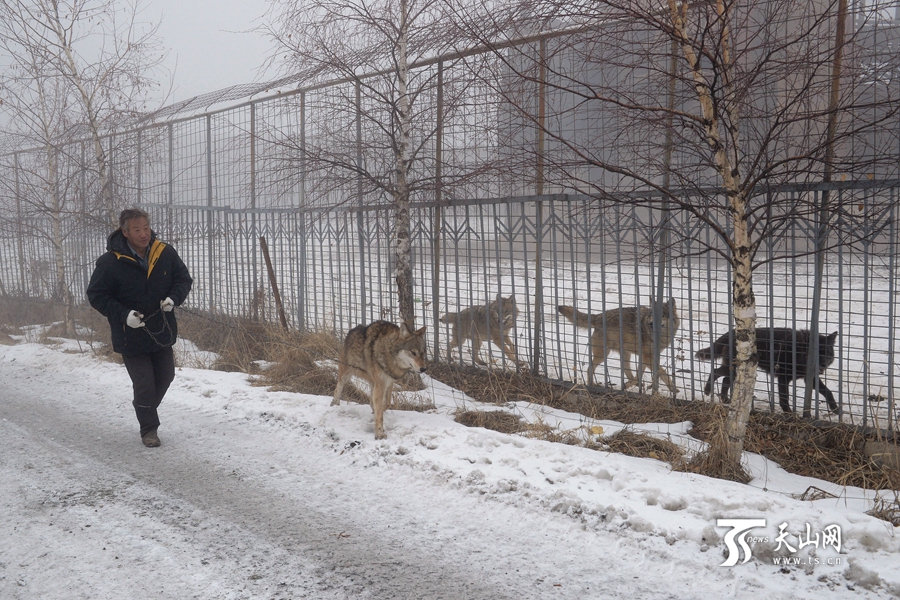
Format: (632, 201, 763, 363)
(122, 347, 175, 436)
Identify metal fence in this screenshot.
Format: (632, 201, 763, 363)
(2, 181, 899, 431)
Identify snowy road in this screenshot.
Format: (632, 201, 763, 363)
(1, 358, 623, 600)
(3, 343, 897, 600)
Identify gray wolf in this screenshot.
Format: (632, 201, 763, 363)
(331, 320, 428, 439)
(557, 298, 680, 393)
(695, 327, 840, 414)
(440, 294, 521, 366)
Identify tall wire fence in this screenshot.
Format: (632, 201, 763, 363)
(1, 10, 899, 431)
(2, 183, 898, 431)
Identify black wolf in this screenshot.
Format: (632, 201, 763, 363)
(695, 327, 840, 414)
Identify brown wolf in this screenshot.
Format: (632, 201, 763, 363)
(695, 327, 840, 414)
(440, 294, 521, 366)
(331, 320, 428, 439)
(557, 298, 680, 393)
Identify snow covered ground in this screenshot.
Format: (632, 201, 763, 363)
(1, 334, 899, 599)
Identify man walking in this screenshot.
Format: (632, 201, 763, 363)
(87, 208, 193, 447)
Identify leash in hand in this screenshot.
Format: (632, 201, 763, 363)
(138, 307, 175, 348)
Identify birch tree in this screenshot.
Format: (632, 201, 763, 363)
(262, 0, 450, 326)
(0, 63, 78, 331)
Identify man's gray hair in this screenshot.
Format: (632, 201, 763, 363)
(119, 208, 150, 229)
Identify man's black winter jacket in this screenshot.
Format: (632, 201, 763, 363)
(87, 229, 193, 356)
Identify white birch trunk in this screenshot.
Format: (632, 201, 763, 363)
(670, 0, 757, 468)
(393, 0, 415, 326)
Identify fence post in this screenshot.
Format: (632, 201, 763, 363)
(888, 199, 897, 432)
(299, 91, 306, 206)
(805, 0, 848, 417)
(652, 38, 678, 392)
(15, 153, 26, 295)
(432, 59, 444, 360)
(355, 81, 368, 322)
(250, 102, 260, 320)
(531, 39, 547, 375)
(167, 123, 174, 238)
(107, 135, 115, 227)
(80, 142, 88, 296)
(297, 93, 307, 330)
(136, 129, 142, 208)
(297, 212, 307, 331)
(206, 114, 216, 312)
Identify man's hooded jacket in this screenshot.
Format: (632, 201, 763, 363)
(87, 229, 193, 356)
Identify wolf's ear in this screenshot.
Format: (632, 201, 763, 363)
(414, 326, 426, 336)
(507, 294, 516, 303)
(827, 331, 838, 343)
(399, 322, 413, 337)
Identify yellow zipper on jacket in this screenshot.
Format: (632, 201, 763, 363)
(112, 240, 167, 279)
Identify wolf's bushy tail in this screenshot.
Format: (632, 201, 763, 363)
(557, 305, 595, 329)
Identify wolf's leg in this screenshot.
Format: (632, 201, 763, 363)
(621, 350, 641, 388)
(651, 353, 678, 394)
(500, 332, 524, 366)
(704, 364, 725, 397)
(447, 328, 460, 363)
(331, 364, 348, 406)
(817, 379, 841, 415)
(371, 379, 388, 439)
(777, 375, 793, 413)
(703, 366, 716, 396)
(471, 337, 487, 365)
(719, 368, 733, 403)
(492, 331, 520, 366)
(589, 335, 611, 385)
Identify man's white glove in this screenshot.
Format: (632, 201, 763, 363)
(126, 310, 145, 328)
(160, 297, 175, 312)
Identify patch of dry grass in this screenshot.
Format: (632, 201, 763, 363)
(0, 297, 118, 358)
(867, 492, 900, 526)
(427, 361, 563, 406)
(178, 311, 273, 372)
(258, 329, 343, 395)
(677, 404, 753, 484)
(455, 410, 526, 434)
(392, 392, 436, 412)
(0, 296, 62, 328)
(523, 421, 589, 446)
(602, 429, 686, 467)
